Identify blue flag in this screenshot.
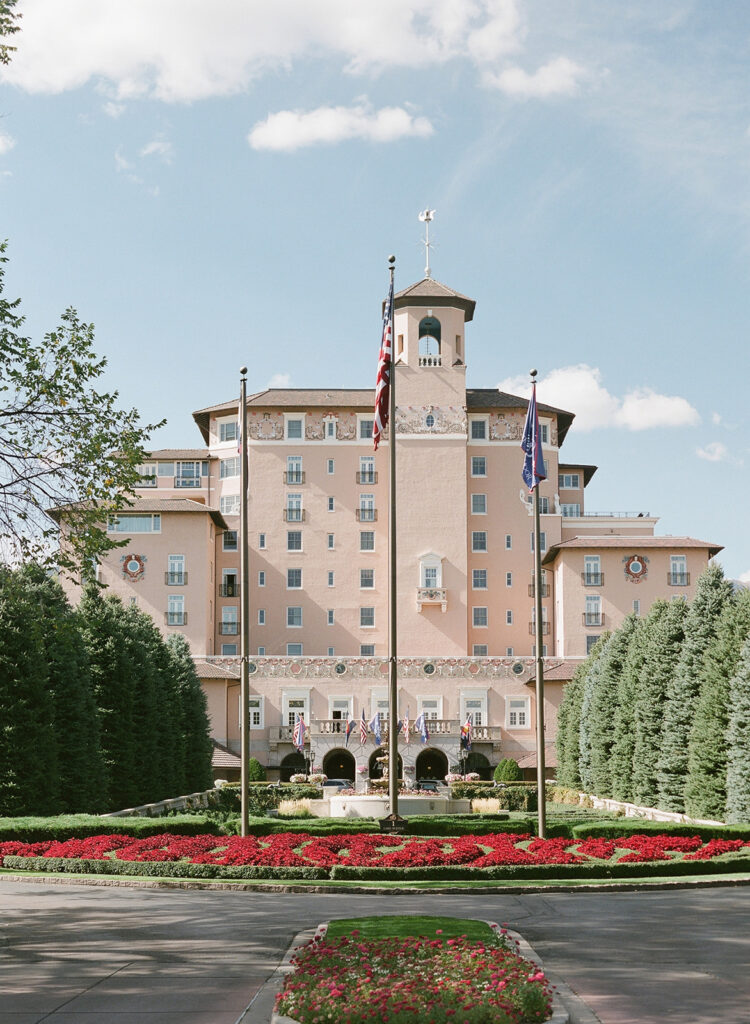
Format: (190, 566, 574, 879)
(369, 712, 382, 746)
(521, 381, 546, 492)
(414, 712, 430, 744)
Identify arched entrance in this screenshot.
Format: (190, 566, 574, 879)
(415, 748, 448, 782)
(464, 752, 492, 780)
(279, 751, 306, 782)
(322, 748, 355, 782)
(368, 748, 403, 779)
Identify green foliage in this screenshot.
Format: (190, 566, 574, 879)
(579, 633, 612, 791)
(631, 600, 686, 807)
(247, 757, 267, 783)
(449, 782, 537, 811)
(0, 814, 219, 842)
(0, 0, 20, 66)
(2, 856, 327, 881)
(685, 590, 750, 820)
(610, 616, 646, 802)
(588, 615, 639, 798)
(555, 663, 586, 789)
(0, 243, 163, 575)
(657, 564, 733, 812)
(726, 636, 750, 824)
(493, 758, 522, 782)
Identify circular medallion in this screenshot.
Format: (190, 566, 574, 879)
(335, 662, 347, 675)
(122, 554, 146, 581)
(624, 555, 647, 582)
(423, 662, 436, 675)
(512, 662, 525, 675)
(425, 413, 435, 428)
(247, 661, 257, 674)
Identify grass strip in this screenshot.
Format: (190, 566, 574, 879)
(326, 915, 496, 940)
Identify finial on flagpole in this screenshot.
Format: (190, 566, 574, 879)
(418, 209, 435, 279)
(240, 365, 247, 377)
(530, 368, 537, 380)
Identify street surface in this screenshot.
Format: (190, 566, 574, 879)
(1, 881, 749, 1023)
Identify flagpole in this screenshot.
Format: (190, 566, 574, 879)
(239, 366, 250, 838)
(530, 369, 547, 840)
(386, 254, 400, 820)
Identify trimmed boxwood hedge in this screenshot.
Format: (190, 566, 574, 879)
(449, 782, 538, 811)
(566, 820, 750, 842)
(0, 815, 218, 843)
(1, 856, 327, 881)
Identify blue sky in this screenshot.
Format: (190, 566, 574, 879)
(1, 1, 748, 579)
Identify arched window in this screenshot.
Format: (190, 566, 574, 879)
(418, 316, 441, 365)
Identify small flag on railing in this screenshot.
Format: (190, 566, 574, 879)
(369, 712, 382, 747)
(414, 712, 429, 744)
(345, 718, 355, 747)
(359, 708, 368, 745)
(521, 380, 546, 492)
(292, 714, 306, 751)
(403, 710, 410, 745)
(373, 274, 394, 451)
(460, 717, 473, 752)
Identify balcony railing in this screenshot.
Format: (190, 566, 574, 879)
(219, 622, 239, 635)
(417, 587, 447, 612)
(135, 477, 157, 488)
(356, 508, 378, 522)
(219, 583, 239, 597)
(668, 573, 690, 586)
(308, 719, 502, 742)
(582, 612, 605, 627)
(269, 725, 308, 745)
(165, 571, 188, 585)
(528, 582, 550, 598)
(174, 477, 202, 488)
(528, 622, 551, 635)
(581, 572, 604, 586)
(283, 508, 306, 522)
(165, 612, 187, 625)
(418, 355, 442, 367)
(284, 471, 305, 484)
(580, 511, 650, 518)
(357, 471, 378, 484)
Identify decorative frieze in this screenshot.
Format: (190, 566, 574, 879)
(203, 654, 537, 682)
(394, 405, 467, 436)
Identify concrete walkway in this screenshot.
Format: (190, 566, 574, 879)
(1, 881, 749, 1023)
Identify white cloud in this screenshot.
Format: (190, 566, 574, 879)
(696, 441, 730, 462)
(140, 138, 173, 162)
(497, 364, 700, 432)
(711, 411, 722, 426)
(103, 101, 125, 118)
(267, 373, 292, 388)
(0, 131, 16, 155)
(485, 56, 588, 98)
(739, 570, 750, 585)
(249, 102, 433, 151)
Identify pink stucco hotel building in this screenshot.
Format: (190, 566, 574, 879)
(73, 275, 721, 784)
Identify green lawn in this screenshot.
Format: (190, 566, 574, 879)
(326, 915, 496, 940)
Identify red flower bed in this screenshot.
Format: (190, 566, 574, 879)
(1, 831, 749, 871)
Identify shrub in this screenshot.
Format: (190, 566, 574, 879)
(247, 758, 267, 783)
(471, 798, 501, 814)
(277, 799, 313, 819)
(0, 814, 219, 843)
(494, 759, 522, 782)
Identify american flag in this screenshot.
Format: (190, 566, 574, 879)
(292, 714, 305, 751)
(359, 708, 368, 745)
(521, 380, 546, 492)
(373, 275, 394, 451)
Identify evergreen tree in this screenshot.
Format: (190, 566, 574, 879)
(0, 566, 59, 815)
(247, 757, 267, 783)
(657, 564, 733, 811)
(556, 641, 606, 790)
(152, 629, 186, 800)
(610, 615, 646, 802)
(685, 588, 750, 820)
(589, 615, 639, 798)
(18, 565, 106, 813)
(121, 605, 163, 804)
(726, 636, 750, 824)
(632, 599, 687, 807)
(579, 633, 613, 792)
(167, 635, 213, 793)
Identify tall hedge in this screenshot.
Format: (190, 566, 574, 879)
(579, 633, 612, 792)
(167, 634, 213, 793)
(609, 615, 645, 802)
(726, 636, 750, 824)
(588, 615, 639, 799)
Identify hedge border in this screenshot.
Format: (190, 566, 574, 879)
(1, 856, 327, 881)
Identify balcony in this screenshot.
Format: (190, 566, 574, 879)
(219, 622, 239, 635)
(356, 508, 378, 522)
(219, 583, 239, 597)
(582, 612, 605, 627)
(174, 477, 202, 488)
(165, 612, 187, 626)
(418, 355, 442, 367)
(283, 508, 306, 522)
(269, 725, 308, 747)
(528, 622, 551, 635)
(165, 571, 188, 585)
(580, 511, 650, 518)
(284, 471, 305, 485)
(581, 572, 604, 586)
(357, 471, 378, 484)
(135, 477, 157, 488)
(528, 582, 550, 598)
(668, 573, 690, 587)
(309, 719, 502, 744)
(417, 587, 447, 613)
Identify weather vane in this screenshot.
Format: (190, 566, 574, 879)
(418, 208, 436, 279)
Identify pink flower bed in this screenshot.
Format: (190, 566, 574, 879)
(1, 831, 749, 870)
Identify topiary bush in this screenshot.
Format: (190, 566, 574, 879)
(247, 758, 267, 783)
(494, 759, 523, 782)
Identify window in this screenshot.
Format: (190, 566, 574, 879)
(507, 697, 529, 729)
(462, 696, 486, 727)
(360, 644, 375, 656)
(472, 531, 487, 552)
(249, 697, 264, 728)
(220, 495, 240, 515)
(425, 413, 435, 428)
(506, 610, 513, 625)
(135, 463, 157, 487)
(223, 530, 238, 551)
(287, 606, 303, 627)
(359, 418, 374, 440)
(286, 644, 303, 657)
(358, 494, 376, 521)
(327, 458, 335, 475)
(287, 531, 302, 551)
(418, 697, 442, 720)
(558, 473, 580, 489)
(506, 647, 514, 656)
(219, 421, 237, 443)
(257, 609, 266, 625)
(473, 607, 488, 628)
(108, 513, 161, 533)
(633, 599, 641, 616)
(420, 555, 442, 589)
(470, 419, 487, 440)
(257, 646, 265, 655)
(258, 532, 266, 549)
(505, 534, 512, 550)
(285, 493, 303, 521)
(327, 533, 335, 549)
(286, 417, 303, 440)
(157, 461, 174, 477)
(360, 607, 375, 627)
(221, 644, 238, 655)
(327, 496, 335, 512)
(360, 531, 375, 551)
(327, 609, 334, 625)
(670, 555, 689, 586)
(328, 647, 335, 656)
(175, 461, 204, 488)
(167, 554, 185, 585)
(359, 456, 376, 484)
(360, 568, 374, 589)
(471, 493, 487, 515)
(423, 566, 438, 587)
(506, 571, 512, 587)
(540, 424, 549, 444)
(286, 455, 303, 484)
(287, 568, 302, 589)
(531, 644, 548, 656)
(473, 644, 488, 656)
(327, 571, 335, 587)
(585, 595, 602, 626)
(583, 555, 602, 585)
(166, 594, 184, 625)
(561, 503, 581, 517)
(258, 571, 265, 586)
(586, 635, 601, 655)
(472, 569, 487, 590)
(471, 456, 486, 477)
(530, 532, 547, 553)
(325, 418, 336, 439)
(220, 456, 240, 478)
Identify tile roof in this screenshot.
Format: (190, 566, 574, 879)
(516, 744, 558, 769)
(543, 534, 724, 564)
(558, 462, 598, 485)
(194, 660, 241, 680)
(145, 448, 211, 460)
(467, 390, 575, 444)
(118, 498, 228, 530)
(212, 741, 242, 769)
(394, 277, 476, 320)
